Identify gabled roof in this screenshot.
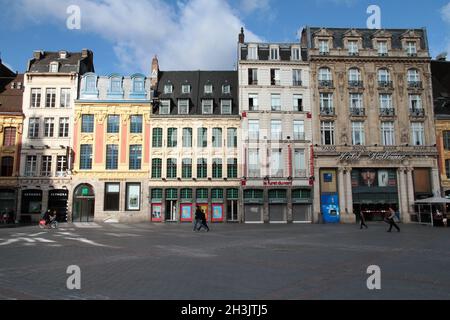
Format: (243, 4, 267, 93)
(27, 50, 95, 75)
(0, 73, 24, 115)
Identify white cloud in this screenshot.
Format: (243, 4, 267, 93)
(239, 0, 271, 14)
(12, 0, 262, 73)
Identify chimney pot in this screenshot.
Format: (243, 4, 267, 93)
(33, 50, 43, 60)
(239, 27, 245, 44)
(81, 49, 90, 58)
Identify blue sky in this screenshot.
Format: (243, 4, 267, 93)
(1, 0, 450, 75)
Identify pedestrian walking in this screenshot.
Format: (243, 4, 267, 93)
(359, 211, 368, 229)
(193, 206, 202, 232)
(385, 207, 400, 232)
(198, 209, 210, 232)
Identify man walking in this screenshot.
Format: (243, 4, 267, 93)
(359, 211, 368, 229)
(198, 209, 210, 232)
(386, 207, 400, 232)
(193, 206, 202, 232)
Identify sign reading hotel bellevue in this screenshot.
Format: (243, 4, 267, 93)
(338, 151, 408, 162)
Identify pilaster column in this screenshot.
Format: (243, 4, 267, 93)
(397, 168, 409, 221)
(338, 168, 346, 221)
(287, 188, 293, 223)
(431, 168, 441, 197)
(405, 168, 415, 223)
(313, 167, 321, 224)
(345, 168, 355, 221)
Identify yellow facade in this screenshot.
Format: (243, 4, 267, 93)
(0, 114, 23, 185)
(436, 119, 450, 193)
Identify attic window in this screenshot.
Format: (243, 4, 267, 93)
(59, 51, 68, 59)
(49, 62, 59, 73)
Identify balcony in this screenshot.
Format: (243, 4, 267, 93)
(348, 80, 364, 88)
(271, 133, 283, 141)
(248, 170, 261, 178)
(293, 132, 306, 141)
(294, 169, 308, 178)
(271, 80, 281, 86)
(350, 108, 365, 117)
(379, 108, 395, 117)
(271, 106, 282, 112)
(293, 80, 303, 86)
(249, 105, 259, 111)
(248, 80, 258, 86)
(378, 81, 393, 89)
(410, 108, 425, 117)
(320, 107, 335, 116)
(408, 81, 422, 89)
(318, 80, 333, 88)
(248, 132, 260, 141)
(319, 51, 330, 56)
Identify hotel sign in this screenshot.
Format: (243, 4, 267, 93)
(338, 151, 407, 162)
(263, 180, 293, 186)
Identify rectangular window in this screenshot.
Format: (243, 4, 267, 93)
(81, 115, 94, 133)
(320, 93, 333, 113)
(80, 145, 93, 170)
(409, 94, 422, 111)
(212, 128, 222, 148)
(160, 100, 170, 115)
(129, 145, 142, 170)
(444, 131, 450, 150)
(321, 121, 335, 145)
(222, 85, 231, 94)
(164, 85, 173, 94)
(292, 47, 300, 60)
(380, 94, 393, 109)
(221, 100, 232, 115)
(212, 158, 222, 179)
(3, 127, 16, 147)
(60, 88, 71, 108)
(248, 68, 258, 85)
(41, 155, 52, 177)
(167, 158, 177, 178)
(152, 128, 163, 148)
(104, 183, 120, 211)
(31, 89, 41, 108)
(56, 156, 67, 176)
(126, 183, 141, 211)
(293, 120, 305, 140)
(248, 46, 258, 60)
(107, 115, 120, 134)
(248, 120, 259, 140)
(45, 88, 56, 108)
(152, 159, 162, 178)
(249, 94, 258, 111)
(351, 122, 365, 145)
(106, 145, 119, 170)
(411, 122, 425, 146)
(378, 41, 388, 55)
(293, 70, 302, 86)
(182, 159, 192, 179)
(350, 93, 363, 110)
(319, 40, 329, 54)
(197, 158, 207, 179)
(182, 128, 192, 148)
(271, 120, 282, 140)
(59, 118, 69, 138)
(248, 149, 260, 178)
(406, 41, 417, 55)
(204, 85, 213, 94)
(25, 155, 37, 177)
(44, 118, 54, 137)
(29, 118, 40, 138)
(270, 47, 279, 60)
(294, 149, 306, 178)
(202, 100, 213, 114)
(168, 128, 178, 148)
(270, 149, 283, 178)
(348, 41, 359, 54)
(227, 158, 238, 178)
(271, 94, 281, 111)
(381, 122, 395, 146)
(182, 85, 191, 94)
(130, 115, 143, 134)
(271, 69, 280, 86)
(293, 94, 303, 112)
(178, 99, 189, 115)
(198, 128, 207, 148)
(227, 128, 237, 148)
(446, 160, 450, 179)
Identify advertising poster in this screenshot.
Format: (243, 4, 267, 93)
(321, 194, 340, 223)
(151, 204, 162, 222)
(378, 170, 389, 187)
(180, 204, 193, 222)
(212, 204, 224, 222)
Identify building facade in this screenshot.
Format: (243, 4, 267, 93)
(70, 72, 152, 223)
(18, 50, 95, 223)
(238, 29, 314, 223)
(302, 27, 439, 224)
(431, 59, 450, 199)
(0, 60, 24, 221)
(149, 59, 241, 223)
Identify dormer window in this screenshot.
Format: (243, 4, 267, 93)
(164, 84, 173, 94)
(319, 40, 329, 55)
(406, 42, 417, 56)
(178, 99, 190, 114)
(348, 41, 359, 55)
(110, 76, 123, 93)
(49, 62, 59, 73)
(270, 46, 279, 60)
(133, 77, 145, 93)
(248, 45, 258, 60)
(160, 100, 171, 115)
(84, 74, 97, 93)
(182, 84, 191, 94)
(202, 100, 213, 114)
(291, 47, 300, 61)
(59, 51, 68, 59)
(378, 41, 388, 56)
(204, 84, 213, 94)
(222, 85, 231, 94)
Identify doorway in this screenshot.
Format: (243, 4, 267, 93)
(72, 184, 95, 222)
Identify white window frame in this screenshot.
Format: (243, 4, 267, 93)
(49, 62, 59, 73)
(271, 94, 281, 111)
(164, 84, 173, 94)
(248, 45, 258, 60)
(160, 100, 171, 115)
(248, 120, 260, 140)
(270, 46, 280, 60)
(381, 122, 395, 146)
(406, 41, 417, 55)
(378, 41, 388, 55)
(204, 84, 213, 94)
(178, 99, 189, 115)
(349, 68, 361, 82)
(319, 68, 332, 81)
(348, 41, 359, 54)
(411, 122, 425, 146)
(271, 120, 282, 140)
(221, 99, 232, 115)
(351, 122, 365, 145)
(270, 148, 284, 178)
(409, 94, 422, 111)
(321, 121, 335, 145)
(293, 149, 306, 178)
(202, 99, 213, 115)
(249, 94, 259, 111)
(380, 94, 393, 109)
(319, 40, 329, 54)
(291, 47, 300, 60)
(293, 120, 305, 140)
(182, 84, 191, 94)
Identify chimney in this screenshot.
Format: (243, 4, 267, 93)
(239, 27, 245, 44)
(151, 55, 159, 89)
(81, 49, 90, 58)
(33, 50, 43, 60)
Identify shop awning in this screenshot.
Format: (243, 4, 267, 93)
(415, 197, 450, 204)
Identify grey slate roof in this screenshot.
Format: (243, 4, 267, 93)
(155, 71, 238, 116)
(27, 50, 95, 75)
(432, 60, 450, 117)
(304, 27, 428, 51)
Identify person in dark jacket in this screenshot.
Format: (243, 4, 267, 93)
(43, 209, 51, 226)
(386, 207, 400, 232)
(359, 211, 368, 229)
(193, 206, 202, 232)
(198, 209, 210, 232)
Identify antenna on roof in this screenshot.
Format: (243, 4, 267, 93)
(436, 52, 447, 61)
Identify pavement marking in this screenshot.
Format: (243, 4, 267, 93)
(64, 237, 113, 247)
(73, 222, 102, 229)
(104, 233, 141, 238)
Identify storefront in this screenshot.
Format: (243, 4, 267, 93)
(268, 189, 288, 223)
(48, 189, 69, 222)
(292, 189, 313, 223)
(0, 189, 16, 218)
(20, 189, 43, 222)
(72, 184, 95, 222)
(244, 189, 264, 223)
